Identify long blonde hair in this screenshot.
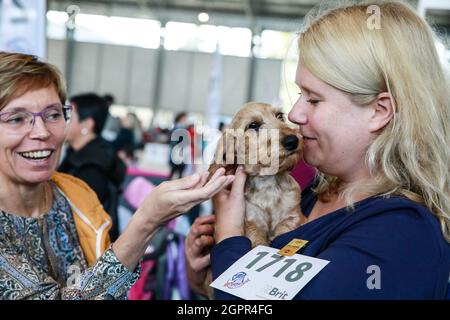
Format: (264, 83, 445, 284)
(299, 1, 450, 242)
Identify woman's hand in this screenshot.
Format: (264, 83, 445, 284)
(135, 168, 233, 228)
(213, 166, 247, 243)
(113, 168, 233, 271)
(185, 215, 215, 296)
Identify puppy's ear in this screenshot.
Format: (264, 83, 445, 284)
(208, 130, 237, 180)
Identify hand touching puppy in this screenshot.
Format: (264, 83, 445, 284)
(185, 102, 306, 298)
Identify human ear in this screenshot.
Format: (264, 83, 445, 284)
(368, 92, 394, 133)
(80, 117, 95, 133)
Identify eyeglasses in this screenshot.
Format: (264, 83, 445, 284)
(0, 104, 72, 135)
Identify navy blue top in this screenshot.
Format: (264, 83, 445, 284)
(211, 184, 450, 299)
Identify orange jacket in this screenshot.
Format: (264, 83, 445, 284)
(51, 172, 112, 267)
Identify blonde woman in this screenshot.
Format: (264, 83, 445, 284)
(186, 1, 450, 299)
(0, 52, 235, 299)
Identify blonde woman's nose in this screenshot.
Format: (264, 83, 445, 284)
(288, 103, 308, 126)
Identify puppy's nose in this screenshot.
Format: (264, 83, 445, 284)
(282, 135, 299, 151)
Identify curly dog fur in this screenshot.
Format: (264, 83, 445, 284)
(209, 102, 306, 247)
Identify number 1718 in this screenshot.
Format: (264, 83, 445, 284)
(245, 251, 312, 282)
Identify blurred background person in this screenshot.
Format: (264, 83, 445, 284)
(112, 114, 135, 154)
(168, 112, 188, 179)
(124, 112, 144, 149)
(102, 115, 121, 143)
(103, 93, 115, 108)
(59, 93, 126, 241)
(101, 94, 121, 142)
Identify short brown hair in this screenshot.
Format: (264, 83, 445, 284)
(0, 51, 67, 111)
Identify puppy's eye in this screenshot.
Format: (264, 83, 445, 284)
(276, 113, 285, 121)
(248, 122, 261, 131)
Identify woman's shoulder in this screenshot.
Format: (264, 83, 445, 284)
(276, 192, 450, 299)
(302, 184, 442, 232)
(51, 172, 112, 247)
(355, 195, 440, 225)
(341, 196, 450, 259)
(52, 172, 94, 193)
(51, 172, 103, 211)
(293, 182, 449, 257)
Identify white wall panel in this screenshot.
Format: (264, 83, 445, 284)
(220, 56, 250, 115)
(70, 42, 100, 96)
(98, 44, 130, 104)
(188, 52, 212, 113)
(251, 58, 282, 105)
(159, 50, 192, 112)
(47, 39, 67, 78)
(47, 40, 283, 115)
(128, 47, 158, 107)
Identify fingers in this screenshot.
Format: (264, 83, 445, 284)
(192, 235, 215, 256)
(181, 174, 234, 204)
(205, 167, 225, 186)
(230, 166, 247, 198)
(192, 214, 216, 228)
(190, 222, 215, 238)
(187, 168, 225, 191)
(185, 229, 213, 272)
(191, 214, 216, 230)
(190, 252, 211, 271)
(200, 174, 235, 198)
(174, 167, 231, 198)
(212, 188, 229, 207)
(187, 234, 214, 271)
(165, 173, 201, 191)
(186, 215, 215, 246)
(193, 171, 210, 189)
(194, 235, 215, 249)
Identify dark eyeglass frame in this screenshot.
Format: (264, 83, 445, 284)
(0, 104, 73, 124)
(0, 104, 73, 136)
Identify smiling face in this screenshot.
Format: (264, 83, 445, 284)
(0, 86, 67, 185)
(288, 62, 374, 178)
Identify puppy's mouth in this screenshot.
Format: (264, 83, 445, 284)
(283, 143, 302, 157)
(17, 149, 54, 161)
(286, 149, 300, 156)
(279, 147, 302, 172)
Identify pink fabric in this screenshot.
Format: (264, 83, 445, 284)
(123, 176, 156, 209)
(126, 167, 170, 179)
(290, 159, 316, 190)
(128, 260, 156, 300)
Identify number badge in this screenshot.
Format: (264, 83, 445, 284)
(211, 245, 329, 300)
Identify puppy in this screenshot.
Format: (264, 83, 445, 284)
(200, 102, 307, 299)
(209, 102, 306, 247)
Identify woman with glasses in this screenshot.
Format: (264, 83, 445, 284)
(0, 51, 235, 300)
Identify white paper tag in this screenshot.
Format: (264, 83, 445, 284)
(210, 245, 329, 300)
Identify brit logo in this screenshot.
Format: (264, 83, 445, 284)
(224, 271, 250, 289)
